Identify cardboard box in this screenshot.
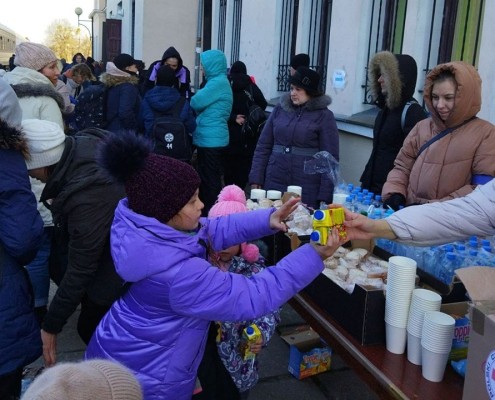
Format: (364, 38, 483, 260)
(440, 302, 470, 360)
(282, 329, 332, 379)
(456, 267, 495, 400)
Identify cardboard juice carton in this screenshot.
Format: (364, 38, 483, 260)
(240, 324, 262, 361)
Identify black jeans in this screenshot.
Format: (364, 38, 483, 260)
(0, 368, 22, 400)
(197, 147, 225, 216)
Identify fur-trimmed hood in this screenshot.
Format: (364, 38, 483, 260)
(280, 92, 332, 112)
(99, 72, 139, 88)
(368, 51, 418, 109)
(10, 82, 65, 111)
(0, 118, 29, 159)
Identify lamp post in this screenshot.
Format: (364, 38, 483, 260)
(74, 7, 93, 57)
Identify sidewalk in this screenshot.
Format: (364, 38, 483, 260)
(27, 285, 379, 399)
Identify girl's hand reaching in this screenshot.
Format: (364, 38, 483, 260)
(311, 227, 346, 260)
(270, 197, 299, 232)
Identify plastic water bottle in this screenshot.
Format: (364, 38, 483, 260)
(423, 246, 440, 276)
(438, 252, 462, 284)
(479, 246, 494, 266)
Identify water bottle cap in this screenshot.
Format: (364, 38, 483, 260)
(446, 252, 456, 260)
(246, 326, 254, 335)
(481, 239, 491, 246)
(376, 195, 381, 201)
(469, 250, 478, 256)
(456, 244, 466, 251)
(444, 244, 454, 252)
(346, 196, 352, 202)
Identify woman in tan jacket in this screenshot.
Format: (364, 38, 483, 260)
(382, 61, 495, 210)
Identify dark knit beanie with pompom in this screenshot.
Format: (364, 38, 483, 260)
(97, 132, 201, 223)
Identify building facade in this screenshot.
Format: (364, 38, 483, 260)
(93, 0, 494, 184)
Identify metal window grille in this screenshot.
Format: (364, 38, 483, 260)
(231, 0, 242, 65)
(362, 0, 406, 104)
(277, 0, 299, 92)
(217, 0, 227, 51)
(307, 0, 333, 93)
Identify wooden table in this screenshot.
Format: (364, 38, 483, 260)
(289, 292, 464, 400)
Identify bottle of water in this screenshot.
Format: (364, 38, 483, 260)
(479, 246, 494, 266)
(438, 252, 461, 284)
(373, 195, 383, 209)
(423, 246, 440, 276)
(344, 196, 354, 212)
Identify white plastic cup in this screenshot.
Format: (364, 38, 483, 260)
(287, 185, 302, 196)
(385, 322, 407, 354)
(250, 188, 266, 200)
(388, 256, 417, 271)
(421, 347, 450, 382)
(333, 193, 347, 205)
(407, 332, 422, 365)
(266, 190, 282, 200)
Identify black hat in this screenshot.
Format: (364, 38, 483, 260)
(290, 53, 310, 69)
(289, 67, 321, 96)
(230, 61, 247, 75)
(156, 65, 177, 87)
(113, 53, 136, 71)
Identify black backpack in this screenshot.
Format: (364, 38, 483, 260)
(73, 84, 108, 131)
(151, 97, 193, 163)
(242, 85, 267, 140)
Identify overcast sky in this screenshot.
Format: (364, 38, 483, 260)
(2, 0, 95, 43)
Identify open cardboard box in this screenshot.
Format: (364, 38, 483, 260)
(286, 233, 386, 345)
(281, 328, 332, 380)
(456, 267, 495, 400)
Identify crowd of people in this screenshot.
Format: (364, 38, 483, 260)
(1, 38, 494, 400)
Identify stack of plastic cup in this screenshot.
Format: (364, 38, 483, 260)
(421, 311, 455, 382)
(384, 256, 417, 354)
(266, 190, 282, 200)
(406, 289, 442, 365)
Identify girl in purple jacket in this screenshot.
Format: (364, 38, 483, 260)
(85, 133, 344, 400)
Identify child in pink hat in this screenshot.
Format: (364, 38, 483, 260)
(195, 185, 280, 400)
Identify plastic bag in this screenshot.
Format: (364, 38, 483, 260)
(303, 151, 346, 190)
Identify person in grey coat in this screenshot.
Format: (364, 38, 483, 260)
(249, 67, 339, 209)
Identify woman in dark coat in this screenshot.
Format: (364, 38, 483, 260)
(224, 61, 267, 189)
(249, 67, 339, 209)
(0, 80, 44, 399)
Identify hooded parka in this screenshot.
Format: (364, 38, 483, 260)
(382, 61, 495, 204)
(0, 117, 44, 378)
(360, 52, 427, 194)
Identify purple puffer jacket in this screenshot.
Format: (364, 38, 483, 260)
(86, 199, 324, 400)
(249, 93, 339, 209)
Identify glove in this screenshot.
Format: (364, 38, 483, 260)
(383, 193, 406, 211)
(69, 96, 78, 105)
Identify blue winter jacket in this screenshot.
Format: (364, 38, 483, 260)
(0, 119, 44, 377)
(86, 201, 324, 400)
(138, 85, 196, 138)
(190, 50, 232, 147)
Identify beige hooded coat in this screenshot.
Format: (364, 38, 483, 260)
(382, 61, 495, 205)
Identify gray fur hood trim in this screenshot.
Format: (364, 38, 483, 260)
(0, 118, 29, 158)
(280, 92, 332, 112)
(99, 72, 139, 87)
(10, 83, 65, 111)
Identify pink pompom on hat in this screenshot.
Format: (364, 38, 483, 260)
(208, 185, 260, 263)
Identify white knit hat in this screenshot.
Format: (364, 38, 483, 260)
(22, 119, 66, 169)
(14, 42, 58, 71)
(21, 359, 143, 400)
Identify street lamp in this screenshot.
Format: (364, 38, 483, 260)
(74, 7, 93, 56)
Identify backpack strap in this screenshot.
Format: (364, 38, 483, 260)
(400, 100, 418, 132)
(416, 116, 477, 158)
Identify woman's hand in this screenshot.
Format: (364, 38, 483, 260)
(311, 227, 347, 260)
(236, 114, 246, 125)
(41, 329, 57, 367)
(342, 208, 396, 241)
(269, 197, 299, 231)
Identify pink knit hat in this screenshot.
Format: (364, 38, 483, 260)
(208, 185, 259, 262)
